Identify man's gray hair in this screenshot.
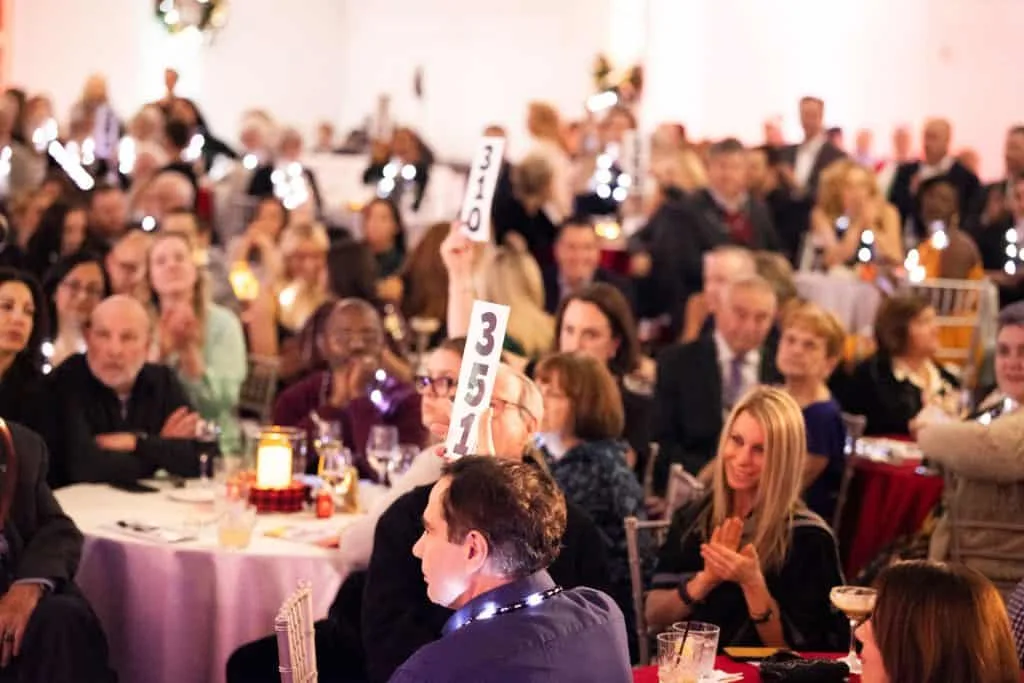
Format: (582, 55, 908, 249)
(720, 273, 779, 306)
(998, 301, 1024, 331)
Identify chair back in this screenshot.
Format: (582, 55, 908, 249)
(664, 463, 705, 521)
(832, 412, 867, 532)
(642, 442, 660, 499)
(900, 278, 996, 383)
(275, 581, 318, 683)
(624, 516, 671, 666)
(945, 471, 1024, 596)
(239, 355, 280, 422)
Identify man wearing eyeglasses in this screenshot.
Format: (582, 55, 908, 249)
(227, 336, 611, 683)
(271, 298, 427, 480)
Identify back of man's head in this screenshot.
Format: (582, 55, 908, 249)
(441, 456, 566, 579)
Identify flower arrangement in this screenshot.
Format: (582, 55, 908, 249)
(154, 0, 230, 36)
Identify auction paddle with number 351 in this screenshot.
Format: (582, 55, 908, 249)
(445, 300, 510, 459)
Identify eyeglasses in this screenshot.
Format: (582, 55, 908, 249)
(491, 396, 536, 423)
(61, 280, 105, 299)
(414, 374, 457, 397)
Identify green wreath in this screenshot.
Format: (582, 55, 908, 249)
(154, 0, 229, 35)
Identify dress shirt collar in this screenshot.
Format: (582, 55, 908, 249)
(442, 570, 556, 636)
(713, 329, 761, 370)
(801, 132, 827, 153)
(708, 188, 748, 215)
(919, 156, 954, 178)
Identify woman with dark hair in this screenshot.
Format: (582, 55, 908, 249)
(360, 198, 406, 280)
(838, 294, 960, 436)
(857, 561, 1019, 683)
(25, 199, 94, 279)
(0, 267, 50, 431)
(552, 282, 652, 474)
(43, 251, 110, 368)
(361, 127, 433, 214)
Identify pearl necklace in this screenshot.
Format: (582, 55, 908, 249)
(453, 585, 564, 632)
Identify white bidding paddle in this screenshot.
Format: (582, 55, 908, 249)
(445, 300, 510, 459)
(458, 137, 506, 243)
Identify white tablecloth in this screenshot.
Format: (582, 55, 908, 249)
(794, 271, 883, 335)
(56, 484, 371, 683)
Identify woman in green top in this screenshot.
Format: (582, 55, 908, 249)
(148, 231, 247, 454)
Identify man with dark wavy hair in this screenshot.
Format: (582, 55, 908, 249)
(389, 456, 631, 683)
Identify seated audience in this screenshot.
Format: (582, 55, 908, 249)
(971, 174, 1024, 306)
(553, 283, 652, 474)
(911, 176, 984, 281)
(104, 229, 152, 304)
(43, 252, 110, 369)
(0, 420, 117, 682)
(271, 298, 426, 479)
(653, 275, 782, 486)
(681, 245, 757, 344)
(388, 457, 631, 683)
(808, 159, 903, 268)
(918, 302, 1024, 588)
(248, 127, 323, 217)
(776, 301, 848, 521)
(361, 198, 406, 282)
(839, 294, 960, 436)
(24, 200, 92, 280)
(46, 295, 201, 487)
(535, 352, 649, 646)
(0, 269, 49, 432)
(645, 387, 844, 649)
(542, 217, 634, 314)
(161, 209, 235, 311)
(148, 231, 247, 453)
(857, 561, 1019, 683)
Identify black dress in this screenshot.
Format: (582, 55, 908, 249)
(651, 496, 847, 650)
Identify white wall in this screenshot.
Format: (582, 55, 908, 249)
(9, 0, 1024, 177)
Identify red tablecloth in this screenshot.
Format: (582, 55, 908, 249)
(633, 654, 854, 682)
(839, 457, 944, 579)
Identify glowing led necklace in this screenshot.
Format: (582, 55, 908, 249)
(452, 585, 564, 632)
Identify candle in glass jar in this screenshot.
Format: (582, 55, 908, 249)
(256, 433, 293, 489)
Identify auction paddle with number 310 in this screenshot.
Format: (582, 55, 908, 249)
(445, 300, 510, 459)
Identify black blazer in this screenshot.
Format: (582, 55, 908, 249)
(780, 140, 846, 196)
(361, 478, 612, 683)
(541, 264, 636, 315)
(652, 332, 782, 491)
(888, 160, 981, 241)
(689, 189, 783, 252)
(2, 422, 83, 591)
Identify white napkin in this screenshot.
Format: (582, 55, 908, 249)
(107, 520, 198, 544)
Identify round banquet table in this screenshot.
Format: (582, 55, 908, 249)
(55, 483, 372, 683)
(632, 654, 856, 682)
(839, 457, 944, 580)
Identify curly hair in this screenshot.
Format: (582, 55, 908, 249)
(815, 158, 881, 220)
(440, 456, 566, 579)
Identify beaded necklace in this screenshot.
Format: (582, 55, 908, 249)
(452, 585, 564, 632)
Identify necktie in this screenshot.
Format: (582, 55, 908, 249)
(725, 354, 747, 409)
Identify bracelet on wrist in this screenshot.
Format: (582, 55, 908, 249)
(749, 606, 773, 624)
(676, 578, 704, 607)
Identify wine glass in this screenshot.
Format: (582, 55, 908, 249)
(314, 421, 344, 474)
(830, 585, 877, 675)
(366, 425, 399, 485)
(195, 420, 222, 488)
(388, 444, 420, 481)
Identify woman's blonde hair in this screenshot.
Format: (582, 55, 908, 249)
(652, 148, 707, 192)
(474, 243, 554, 357)
(279, 221, 329, 260)
(816, 159, 880, 220)
(148, 230, 210, 338)
(710, 386, 808, 571)
(527, 101, 561, 142)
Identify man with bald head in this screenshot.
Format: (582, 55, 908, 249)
(45, 295, 201, 487)
(889, 117, 980, 241)
(272, 298, 427, 480)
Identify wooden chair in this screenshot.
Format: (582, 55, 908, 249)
(238, 355, 280, 422)
(832, 412, 868, 533)
(625, 516, 671, 665)
(275, 581, 318, 683)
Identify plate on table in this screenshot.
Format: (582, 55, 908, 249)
(856, 437, 923, 463)
(167, 487, 216, 504)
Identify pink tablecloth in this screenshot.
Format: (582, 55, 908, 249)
(839, 457, 944, 579)
(633, 654, 855, 682)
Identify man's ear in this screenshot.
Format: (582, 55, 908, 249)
(463, 530, 490, 573)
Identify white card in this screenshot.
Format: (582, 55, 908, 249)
(459, 137, 506, 243)
(445, 301, 510, 459)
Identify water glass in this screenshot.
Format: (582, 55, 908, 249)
(389, 444, 420, 480)
(659, 621, 719, 682)
(366, 425, 399, 484)
(217, 502, 257, 551)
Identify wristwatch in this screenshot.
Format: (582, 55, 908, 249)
(750, 606, 774, 624)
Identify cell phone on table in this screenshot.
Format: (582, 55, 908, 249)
(110, 481, 160, 494)
(724, 646, 783, 662)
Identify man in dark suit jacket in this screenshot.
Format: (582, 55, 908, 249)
(965, 125, 1024, 231)
(888, 118, 981, 242)
(0, 421, 115, 682)
(652, 275, 782, 492)
(542, 218, 635, 314)
(779, 97, 846, 199)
